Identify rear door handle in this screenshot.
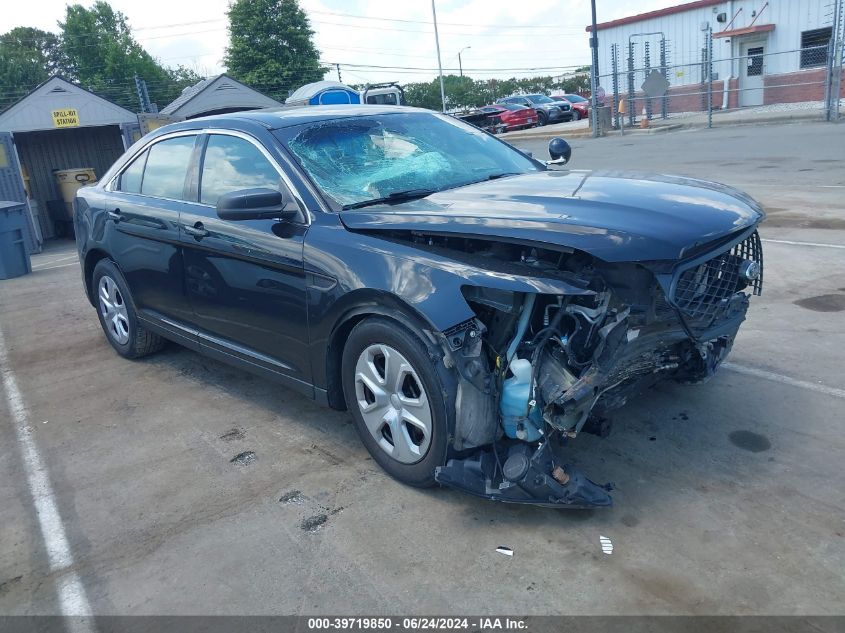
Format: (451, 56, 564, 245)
(107, 208, 121, 221)
(183, 222, 209, 239)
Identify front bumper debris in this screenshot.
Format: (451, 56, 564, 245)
(435, 441, 612, 508)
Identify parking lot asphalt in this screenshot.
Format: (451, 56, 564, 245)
(1, 122, 844, 616)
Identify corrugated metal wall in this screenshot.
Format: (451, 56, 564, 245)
(596, 0, 833, 87)
(15, 125, 125, 238)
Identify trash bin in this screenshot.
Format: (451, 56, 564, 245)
(0, 201, 32, 279)
(54, 168, 97, 219)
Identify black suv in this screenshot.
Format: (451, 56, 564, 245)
(75, 106, 763, 508)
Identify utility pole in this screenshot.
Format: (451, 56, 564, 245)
(432, 0, 447, 112)
(458, 46, 471, 78)
(589, 0, 600, 137)
(336, 64, 342, 83)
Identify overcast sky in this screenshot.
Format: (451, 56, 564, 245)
(1, 0, 683, 84)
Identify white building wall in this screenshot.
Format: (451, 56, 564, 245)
(594, 0, 834, 88)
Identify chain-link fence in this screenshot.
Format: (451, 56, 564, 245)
(592, 0, 844, 133)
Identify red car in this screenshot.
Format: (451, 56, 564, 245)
(552, 95, 589, 121)
(480, 104, 538, 131)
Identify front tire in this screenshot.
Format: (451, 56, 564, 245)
(342, 317, 450, 488)
(92, 259, 165, 359)
(572, 110, 581, 121)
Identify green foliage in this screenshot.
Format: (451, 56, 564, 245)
(60, 1, 197, 109)
(0, 1, 202, 112)
(403, 73, 592, 111)
(0, 28, 63, 108)
(224, 0, 325, 100)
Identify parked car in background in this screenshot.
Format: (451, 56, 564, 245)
(552, 95, 588, 121)
(479, 104, 538, 131)
(496, 94, 569, 125)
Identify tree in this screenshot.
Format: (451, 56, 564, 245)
(60, 1, 197, 110)
(0, 27, 64, 109)
(224, 0, 325, 100)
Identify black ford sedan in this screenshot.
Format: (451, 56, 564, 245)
(74, 106, 763, 508)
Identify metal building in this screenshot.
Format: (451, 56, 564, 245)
(0, 76, 138, 239)
(159, 74, 283, 120)
(590, 0, 844, 111)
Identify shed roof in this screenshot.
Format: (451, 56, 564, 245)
(0, 76, 137, 133)
(159, 74, 282, 118)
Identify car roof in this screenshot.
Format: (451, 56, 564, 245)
(156, 105, 432, 135)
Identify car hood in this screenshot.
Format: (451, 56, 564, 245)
(339, 170, 765, 262)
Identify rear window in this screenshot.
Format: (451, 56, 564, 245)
(141, 136, 196, 200)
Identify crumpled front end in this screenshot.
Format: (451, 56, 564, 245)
(428, 227, 764, 508)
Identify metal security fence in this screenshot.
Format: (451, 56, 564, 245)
(593, 0, 844, 132)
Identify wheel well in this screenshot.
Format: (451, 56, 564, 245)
(83, 249, 110, 305)
(325, 309, 439, 412)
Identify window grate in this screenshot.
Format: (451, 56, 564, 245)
(801, 27, 832, 69)
(673, 231, 762, 323)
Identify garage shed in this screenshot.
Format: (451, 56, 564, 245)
(159, 74, 283, 120)
(0, 76, 138, 240)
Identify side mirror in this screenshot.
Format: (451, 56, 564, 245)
(216, 187, 298, 221)
(546, 137, 572, 166)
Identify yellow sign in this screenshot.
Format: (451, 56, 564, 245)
(52, 109, 80, 128)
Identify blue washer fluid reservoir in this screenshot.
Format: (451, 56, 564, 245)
(500, 358, 544, 441)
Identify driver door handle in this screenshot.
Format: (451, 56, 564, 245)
(183, 222, 209, 239)
(107, 208, 121, 221)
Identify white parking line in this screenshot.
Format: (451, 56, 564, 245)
(761, 238, 845, 250)
(31, 254, 78, 267)
(33, 262, 79, 272)
(723, 362, 845, 400)
(0, 325, 94, 621)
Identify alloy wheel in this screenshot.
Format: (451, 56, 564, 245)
(354, 344, 432, 464)
(98, 275, 130, 345)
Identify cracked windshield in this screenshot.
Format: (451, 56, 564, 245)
(285, 113, 538, 208)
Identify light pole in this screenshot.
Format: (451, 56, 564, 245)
(431, 0, 447, 112)
(458, 46, 471, 78)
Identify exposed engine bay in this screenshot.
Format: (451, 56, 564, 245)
(400, 229, 765, 508)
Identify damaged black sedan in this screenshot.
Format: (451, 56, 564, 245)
(75, 106, 763, 508)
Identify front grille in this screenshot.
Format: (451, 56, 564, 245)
(673, 230, 763, 322)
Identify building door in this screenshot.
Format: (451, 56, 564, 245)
(0, 132, 40, 253)
(740, 42, 765, 106)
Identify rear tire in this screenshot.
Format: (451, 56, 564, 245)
(342, 317, 451, 488)
(92, 259, 165, 359)
(537, 110, 548, 126)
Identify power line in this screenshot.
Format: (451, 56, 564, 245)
(306, 9, 585, 31)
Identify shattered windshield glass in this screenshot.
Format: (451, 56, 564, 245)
(283, 112, 539, 208)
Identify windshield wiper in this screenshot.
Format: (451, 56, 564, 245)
(343, 188, 438, 210)
(485, 172, 520, 181)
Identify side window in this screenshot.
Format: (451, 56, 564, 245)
(199, 135, 283, 206)
(140, 136, 197, 200)
(118, 150, 148, 193)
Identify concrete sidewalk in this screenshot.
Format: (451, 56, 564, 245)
(501, 101, 834, 142)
